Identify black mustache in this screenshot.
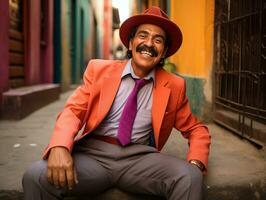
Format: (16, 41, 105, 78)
(136, 44, 158, 57)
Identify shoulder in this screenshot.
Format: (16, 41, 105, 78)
(87, 59, 127, 70)
(157, 68, 185, 87)
(84, 59, 127, 76)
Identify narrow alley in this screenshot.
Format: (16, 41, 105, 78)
(0, 0, 266, 200)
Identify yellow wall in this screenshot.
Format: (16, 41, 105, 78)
(148, 0, 160, 7)
(61, 0, 71, 91)
(170, 0, 214, 78)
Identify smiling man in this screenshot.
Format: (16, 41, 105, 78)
(23, 6, 211, 200)
(129, 24, 166, 76)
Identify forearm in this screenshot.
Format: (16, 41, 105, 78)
(43, 62, 94, 159)
(186, 125, 211, 173)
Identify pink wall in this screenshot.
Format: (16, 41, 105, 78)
(1, 0, 54, 90)
(103, 0, 111, 59)
(0, 0, 9, 116)
(0, 0, 9, 93)
(41, 0, 54, 83)
(24, 0, 41, 85)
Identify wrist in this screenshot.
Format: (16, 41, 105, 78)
(189, 160, 205, 171)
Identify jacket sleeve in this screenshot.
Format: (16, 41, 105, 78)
(174, 79, 211, 173)
(42, 60, 95, 159)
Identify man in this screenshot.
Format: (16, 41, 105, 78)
(23, 6, 211, 200)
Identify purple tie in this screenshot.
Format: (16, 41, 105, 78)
(117, 79, 149, 146)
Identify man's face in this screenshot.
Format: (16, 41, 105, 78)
(129, 24, 167, 77)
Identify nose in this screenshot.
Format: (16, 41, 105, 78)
(144, 36, 154, 47)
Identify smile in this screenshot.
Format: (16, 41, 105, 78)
(136, 44, 158, 57)
(140, 50, 153, 57)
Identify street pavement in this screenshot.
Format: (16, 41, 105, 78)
(0, 90, 265, 200)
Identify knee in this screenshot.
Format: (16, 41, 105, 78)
(188, 165, 203, 186)
(170, 163, 203, 189)
(22, 160, 47, 187)
(172, 165, 203, 195)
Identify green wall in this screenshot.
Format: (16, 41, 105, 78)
(54, 0, 72, 91)
(183, 76, 205, 117)
(54, 0, 96, 87)
(71, 0, 91, 84)
(164, 62, 206, 119)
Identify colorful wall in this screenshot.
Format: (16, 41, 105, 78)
(0, 0, 55, 117)
(134, 0, 167, 13)
(0, 0, 113, 118)
(0, 2, 9, 88)
(71, 0, 93, 83)
(40, 0, 54, 84)
(130, 0, 214, 119)
(24, 0, 54, 85)
(0, 0, 9, 116)
(54, 0, 100, 90)
(92, 0, 113, 60)
(103, 0, 112, 59)
(170, 0, 214, 119)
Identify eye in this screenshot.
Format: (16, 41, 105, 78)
(138, 34, 146, 39)
(154, 38, 163, 44)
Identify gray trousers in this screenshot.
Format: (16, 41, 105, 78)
(23, 139, 203, 200)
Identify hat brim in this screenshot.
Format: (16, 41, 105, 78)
(119, 14, 183, 58)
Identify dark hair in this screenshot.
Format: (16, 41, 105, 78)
(126, 27, 137, 59)
(128, 27, 138, 44)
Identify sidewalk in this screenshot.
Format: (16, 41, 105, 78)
(0, 90, 265, 200)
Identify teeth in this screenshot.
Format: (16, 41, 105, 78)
(140, 51, 152, 56)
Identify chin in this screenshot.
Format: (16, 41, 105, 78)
(135, 57, 159, 68)
(137, 61, 157, 69)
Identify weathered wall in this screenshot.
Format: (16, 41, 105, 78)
(170, 0, 214, 120)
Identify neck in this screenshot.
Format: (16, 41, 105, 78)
(130, 61, 157, 78)
(132, 67, 152, 78)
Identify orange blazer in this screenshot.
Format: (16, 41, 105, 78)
(43, 59, 211, 170)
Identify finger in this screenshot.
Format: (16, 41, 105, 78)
(58, 168, 66, 188)
(74, 168, 79, 184)
(46, 168, 53, 184)
(66, 168, 74, 190)
(52, 169, 59, 188)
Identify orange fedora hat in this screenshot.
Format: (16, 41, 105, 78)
(119, 6, 183, 58)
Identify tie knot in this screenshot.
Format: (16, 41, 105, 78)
(135, 79, 149, 91)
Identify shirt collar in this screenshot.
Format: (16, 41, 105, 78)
(121, 59, 156, 84)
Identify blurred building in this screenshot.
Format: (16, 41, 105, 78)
(0, 0, 56, 119)
(0, 0, 116, 119)
(54, 0, 116, 90)
(169, 0, 214, 122)
(54, 0, 96, 90)
(1, 0, 265, 146)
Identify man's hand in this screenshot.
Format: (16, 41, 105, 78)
(47, 147, 78, 190)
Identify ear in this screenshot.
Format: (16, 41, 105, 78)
(129, 39, 133, 50)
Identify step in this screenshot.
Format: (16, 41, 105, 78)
(2, 84, 60, 119)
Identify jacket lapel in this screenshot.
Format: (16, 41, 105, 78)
(95, 62, 126, 127)
(152, 69, 171, 147)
